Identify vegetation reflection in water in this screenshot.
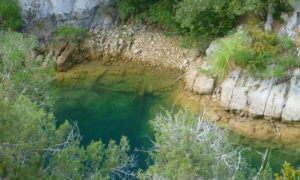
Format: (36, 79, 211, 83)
(54, 62, 300, 174)
(54, 88, 165, 169)
(54, 61, 183, 169)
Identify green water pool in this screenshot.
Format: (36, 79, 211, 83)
(53, 62, 300, 176)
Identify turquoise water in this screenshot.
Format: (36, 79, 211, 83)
(53, 62, 182, 169)
(53, 62, 300, 175)
(240, 139, 300, 173)
(54, 88, 165, 169)
(53, 86, 300, 174)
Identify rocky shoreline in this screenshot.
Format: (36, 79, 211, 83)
(20, 0, 300, 145)
(47, 24, 300, 146)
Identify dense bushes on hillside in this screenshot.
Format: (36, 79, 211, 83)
(116, 0, 295, 38)
(0, 0, 23, 30)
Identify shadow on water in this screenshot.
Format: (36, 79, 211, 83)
(54, 88, 161, 169)
(53, 61, 300, 175)
(53, 61, 183, 170)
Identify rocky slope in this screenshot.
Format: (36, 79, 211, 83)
(19, 0, 118, 35)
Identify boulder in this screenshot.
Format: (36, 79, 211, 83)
(185, 68, 214, 95)
(192, 74, 214, 95)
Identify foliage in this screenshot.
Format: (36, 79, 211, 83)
(0, 32, 136, 179)
(116, 0, 296, 54)
(138, 110, 248, 179)
(0, 0, 23, 30)
(0, 32, 54, 107)
(208, 24, 300, 79)
(0, 90, 135, 179)
(53, 25, 91, 41)
(275, 162, 300, 180)
(209, 29, 252, 78)
(116, 0, 159, 21)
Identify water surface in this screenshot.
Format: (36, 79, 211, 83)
(54, 61, 300, 175)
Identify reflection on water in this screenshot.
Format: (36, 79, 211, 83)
(54, 61, 300, 174)
(54, 88, 165, 169)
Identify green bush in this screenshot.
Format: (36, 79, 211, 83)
(0, 0, 23, 30)
(0, 32, 136, 179)
(209, 29, 252, 78)
(0, 32, 54, 106)
(116, 0, 158, 21)
(275, 162, 300, 180)
(53, 25, 91, 41)
(116, 0, 296, 54)
(138, 110, 248, 179)
(208, 24, 300, 79)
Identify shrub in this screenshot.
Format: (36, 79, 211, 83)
(209, 29, 252, 78)
(275, 162, 300, 180)
(116, 0, 158, 21)
(0, 32, 54, 106)
(139, 110, 248, 179)
(0, 32, 136, 179)
(208, 24, 300, 79)
(0, 0, 23, 30)
(53, 25, 91, 41)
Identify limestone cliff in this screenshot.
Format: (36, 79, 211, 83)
(19, 0, 118, 35)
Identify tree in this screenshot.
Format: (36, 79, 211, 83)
(0, 0, 23, 30)
(139, 110, 248, 179)
(0, 32, 54, 107)
(0, 32, 136, 179)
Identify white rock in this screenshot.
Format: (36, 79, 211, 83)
(221, 70, 290, 119)
(220, 70, 240, 109)
(184, 68, 198, 91)
(229, 76, 255, 111)
(185, 68, 214, 94)
(192, 74, 214, 95)
(247, 79, 273, 116)
(278, 0, 300, 39)
(282, 70, 300, 121)
(19, 0, 117, 33)
(264, 83, 287, 118)
(264, 5, 273, 31)
(205, 40, 220, 57)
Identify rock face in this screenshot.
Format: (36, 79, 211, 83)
(282, 69, 300, 121)
(221, 70, 300, 121)
(278, 0, 300, 39)
(19, 0, 118, 34)
(185, 68, 215, 95)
